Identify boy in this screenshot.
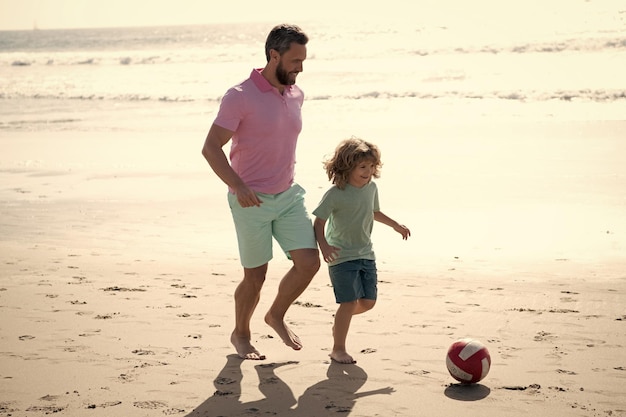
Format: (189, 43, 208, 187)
(313, 138, 410, 364)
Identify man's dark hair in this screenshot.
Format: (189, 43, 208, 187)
(265, 24, 308, 62)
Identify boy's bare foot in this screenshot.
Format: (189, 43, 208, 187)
(231, 332, 266, 360)
(330, 350, 356, 364)
(265, 314, 303, 350)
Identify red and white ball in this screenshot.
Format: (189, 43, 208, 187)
(446, 338, 491, 384)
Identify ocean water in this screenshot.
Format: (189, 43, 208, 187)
(1, 6, 625, 275)
(1, 5, 625, 133)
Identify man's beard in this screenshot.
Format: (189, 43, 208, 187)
(276, 62, 296, 86)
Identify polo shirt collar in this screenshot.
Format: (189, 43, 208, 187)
(251, 68, 292, 93)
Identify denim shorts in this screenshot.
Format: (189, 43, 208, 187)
(228, 183, 317, 269)
(328, 259, 377, 303)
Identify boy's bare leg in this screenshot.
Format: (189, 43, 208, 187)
(232, 264, 267, 360)
(330, 298, 375, 364)
(330, 301, 357, 364)
(265, 248, 320, 350)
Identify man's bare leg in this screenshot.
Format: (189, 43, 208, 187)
(232, 264, 267, 360)
(264, 248, 319, 350)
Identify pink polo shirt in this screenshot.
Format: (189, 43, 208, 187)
(214, 68, 304, 195)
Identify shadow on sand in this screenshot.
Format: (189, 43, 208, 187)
(444, 383, 491, 401)
(185, 354, 394, 417)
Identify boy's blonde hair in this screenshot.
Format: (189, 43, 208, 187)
(323, 137, 382, 189)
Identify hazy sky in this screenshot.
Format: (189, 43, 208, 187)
(0, 0, 276, 30)
(1, 0, 622, 32)
(0, 0, 416, 30)
(0, 0, 382, 30)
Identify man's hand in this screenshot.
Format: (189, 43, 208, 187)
(234, 184, 263, 207)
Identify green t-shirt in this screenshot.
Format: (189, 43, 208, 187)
(312, 181, 380, 266)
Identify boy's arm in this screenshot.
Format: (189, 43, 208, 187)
(374, 211, 411, 240)
(313, 217, 341, 263)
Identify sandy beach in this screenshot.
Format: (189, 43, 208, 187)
(1, 103, 625, 417)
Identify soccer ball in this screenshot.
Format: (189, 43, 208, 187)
(446, 338, 491, 384)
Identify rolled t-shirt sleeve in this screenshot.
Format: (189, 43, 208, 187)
(214, 87, 244, 132)
(373, 185, 380, 212)
(312, 189, 335, 220)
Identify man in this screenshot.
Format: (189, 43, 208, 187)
(202, 24, 320, 360)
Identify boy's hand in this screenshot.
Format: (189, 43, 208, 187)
(394, 224, 411, 240)
(320, 243, 341, 263)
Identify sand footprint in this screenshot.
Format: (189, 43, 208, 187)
(557, 369, 577, 375)
(405, 369, 431, 376)
(133, 400, 167, 409)
(132, 349, 155, 355)
(87, 401, 122, 409)
(533, 331, 556, 342)
(0, 402, 17, 414)
(26, 405, 66, 413)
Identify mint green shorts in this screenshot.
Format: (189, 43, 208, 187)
(227, 183, 317, 269)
